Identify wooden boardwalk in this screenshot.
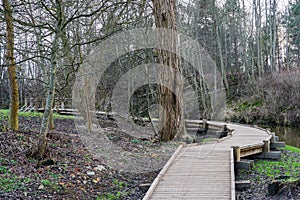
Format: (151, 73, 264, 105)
(143, 122, 274, 200)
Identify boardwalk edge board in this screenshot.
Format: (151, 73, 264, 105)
(230, 148, 235, 200)
(143, 144, 184, 200)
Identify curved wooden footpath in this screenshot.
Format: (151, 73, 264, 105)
(143, 121, 282, 200)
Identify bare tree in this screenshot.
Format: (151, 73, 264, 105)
(152, 0, 185, 141)
(3, 0, 19, 131)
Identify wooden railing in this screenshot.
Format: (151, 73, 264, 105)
(232, 131, 284, 162)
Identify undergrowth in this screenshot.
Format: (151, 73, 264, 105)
(0, 109, 74, 120)
(240, 145, 300, 182)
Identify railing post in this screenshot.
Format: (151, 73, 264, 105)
(24, 98, 28, 107)
(232, 146, 240, 162)
(263, 140, 270, 153)
(203, 119, 209, 130)
(270, 132, 276, 143)
(222, 124, 227, 132)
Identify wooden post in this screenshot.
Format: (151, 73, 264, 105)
(232, 146, 240, 162)
(263, 140, 270, 153)
(203, 119, 209, 130)
(222, 124, 227, 132)
(24, 98, 28, 107)
(270, 132, 276, 143)
(219, 124, 228, 139)
(42, 99, 45, 109)
(30, 98, 33, 107)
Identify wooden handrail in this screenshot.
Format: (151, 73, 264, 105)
(232, 130, 275, 161)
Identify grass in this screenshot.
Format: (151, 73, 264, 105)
(96, 179, 128, 200)
(0, 109, 74, 119)
(284, 145, 300, 153)
(40, 178, 60, 192)
(0, 157, 32, 193)
(252, 145, 300, 180)
(0, 176, 31, 192)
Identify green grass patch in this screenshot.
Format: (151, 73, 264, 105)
(0, 175, 31, 192)
(0, 157, 32, 192)
(40, 178, 60, 191)
(284, 145, 300, 153)
(201, 138, 215, 143)
(253, 145, 300, 179)
(131, 139, 140, 143)
(0, 166, 8, 174)
(47, 171, 60, 179)
(0, 109, 74, 119)
(96, 179, 128, 200)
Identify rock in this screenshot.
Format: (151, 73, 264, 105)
(38, 184, 45, 190)
(94, 165, 106, 172)
(87, 171, 95, 176)
(268, 180, 280, 196)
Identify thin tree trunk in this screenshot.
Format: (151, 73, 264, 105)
(152, 0, 185, 141)
(285, 2, 291, 71)
(271, 0, 277, 71)
(33, 36, 58, 157)
(214, 12, 229, 93)
(33, 0, 62, 157)
(255, 0, 263, 76)
(3, 0, 19, 131)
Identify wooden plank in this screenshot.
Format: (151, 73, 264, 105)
(144, 121, 274, 200)
(143, 144, 184, 200)
(230, 148, 235, 200)
(240, 148, 263, 157)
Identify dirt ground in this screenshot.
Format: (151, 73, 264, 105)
(0, 116, 298, 199)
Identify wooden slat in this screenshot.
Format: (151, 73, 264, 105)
(144, 121, 273, 200)
(143, 144, 184, 200)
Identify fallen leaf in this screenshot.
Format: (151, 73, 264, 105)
(74, 167, 80, 173)
(92, 177, 100, 183)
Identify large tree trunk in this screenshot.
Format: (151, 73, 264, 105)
(3, 0, 19, 131)
(152, 0, 185, 141)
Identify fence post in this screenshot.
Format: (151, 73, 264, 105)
(232, 146, 240, 162)
(203, 119, 209, 130)
(24, 98, 28, 107)
(270, 132, 276, 143)
(263, 140, 270, 153)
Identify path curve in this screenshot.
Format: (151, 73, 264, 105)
(143, 122, 271, 200)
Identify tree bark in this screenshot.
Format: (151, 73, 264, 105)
(33, 0, 62, 157)
(152, 0, 185, 141)
(3, 0, 19, 131)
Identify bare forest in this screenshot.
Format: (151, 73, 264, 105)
(0, 0, 299, 199)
